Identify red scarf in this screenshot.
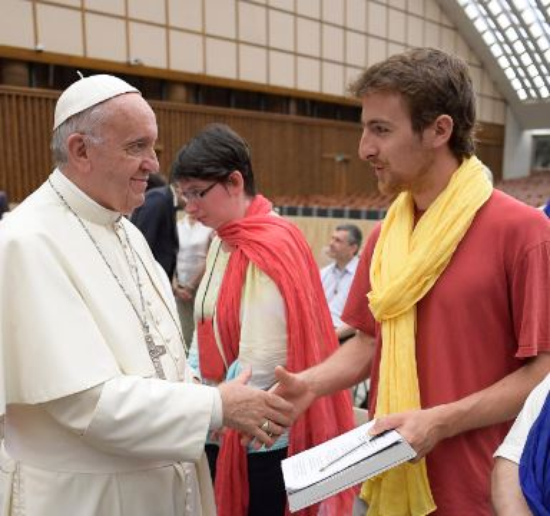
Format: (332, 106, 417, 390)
(211, 195, 355, 516)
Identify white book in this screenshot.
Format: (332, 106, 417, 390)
(281, 420, 416, 513)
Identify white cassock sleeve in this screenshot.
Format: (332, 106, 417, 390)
(44, 376, 223, 463)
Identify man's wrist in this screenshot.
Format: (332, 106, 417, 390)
(429, 403, 458, 441)
(300, 368, 322, 399)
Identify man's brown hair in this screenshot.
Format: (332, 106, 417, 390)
(350, 47, 477, 160)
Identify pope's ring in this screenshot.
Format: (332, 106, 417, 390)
(260, 419, 271, 432)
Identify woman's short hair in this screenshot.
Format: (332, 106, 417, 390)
(172, 123, 256, 196)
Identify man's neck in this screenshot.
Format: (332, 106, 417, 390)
(335, 257, 353, 270)
(411, 153, 462, 211)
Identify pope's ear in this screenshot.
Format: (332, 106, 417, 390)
(66, 133, 90, 165)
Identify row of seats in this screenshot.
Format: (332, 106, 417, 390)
(272, 171, 550, 211)
(272, 192, 395, 210)
(494, 172, 550, 208)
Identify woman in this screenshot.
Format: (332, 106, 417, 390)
(173, 124, 354, 516)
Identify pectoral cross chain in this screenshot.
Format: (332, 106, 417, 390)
(48, 180, 171, 382)
(145, 332, 167, 379)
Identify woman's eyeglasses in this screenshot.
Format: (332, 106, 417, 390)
(182, 182, 219, 203)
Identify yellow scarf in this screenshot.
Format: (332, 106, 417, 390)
(361, 156, 492, 515)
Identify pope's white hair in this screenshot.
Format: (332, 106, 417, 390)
(50, 102, 109, 169)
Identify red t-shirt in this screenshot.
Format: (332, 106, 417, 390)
(343, 190, 550, 515)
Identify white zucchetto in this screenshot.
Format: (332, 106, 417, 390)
(53, 74, 140, 130)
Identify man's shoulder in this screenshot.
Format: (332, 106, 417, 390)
(144, 186, 172, 205)
(146, 185, 171, 196)
(478, 190, 550, 238)
(131, 187, 173, 224)
(320, 262, 335, 274)
(0, 205, 60, 259)
(486, 190, 546, 219)
(347, 255, 360, 273)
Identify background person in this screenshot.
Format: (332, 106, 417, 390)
(0, 75, 293, 516)
(492, 374, 550, 515)
(173, 208, 214, 350)
(146, 171, 168, 190)
(320, 223, 362, 343)
(174, 123, 355, 516)
(0, 191, 9, 220)
(130, 173, 183, 279)
(272, 48, 550, 516)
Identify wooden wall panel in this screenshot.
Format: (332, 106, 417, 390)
(476, 122, 505, 183)
(148, 100, 374, 200)
(0, 86, 505, 205)
(0, 86, 56, 202)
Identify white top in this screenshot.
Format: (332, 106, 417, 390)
(0, 169, 219, 515)
(189, 236, 288, 391)
(188, 234, 289, 452)
(494, 373, 550, 464)
(320, 255, 360, 328)
(176, 216, 213, 287)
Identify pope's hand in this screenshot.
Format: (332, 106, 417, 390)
(240, 366, 318, 448)
(218, 367, 293, 448)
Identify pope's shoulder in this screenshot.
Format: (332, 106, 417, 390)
(0, 183, 56, 243)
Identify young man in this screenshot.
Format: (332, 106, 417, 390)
(0, 75, 293, 516)
(320, 224, 362, 341)
(273, 48, 550, 515)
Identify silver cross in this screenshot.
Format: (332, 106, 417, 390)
(145, 332, 167, 379)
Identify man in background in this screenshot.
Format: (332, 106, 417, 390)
(320, 223, 362, 342)
(131, 170, 183, 279)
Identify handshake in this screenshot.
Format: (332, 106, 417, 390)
(217, 365, 315, 448)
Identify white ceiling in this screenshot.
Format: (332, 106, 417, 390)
(439, 0, 550, 130)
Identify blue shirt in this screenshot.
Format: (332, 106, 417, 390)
(320, 255, 360, 327)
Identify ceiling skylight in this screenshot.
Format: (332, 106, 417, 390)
(457, 0, 550, 102)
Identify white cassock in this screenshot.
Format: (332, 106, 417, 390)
(0, 169, 220, 516)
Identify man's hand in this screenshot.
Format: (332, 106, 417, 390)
(239, 366, 318, 448)
(218, 368, 293, 448)
(369, 406, 451, 460)
(271, 366, 317, 422)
